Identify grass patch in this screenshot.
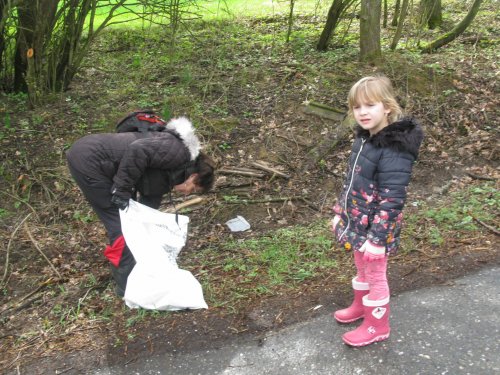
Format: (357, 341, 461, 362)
(192, 221, 337, 308)
(402, 181, 499, 252)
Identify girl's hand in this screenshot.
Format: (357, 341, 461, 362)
(360, 240, 386, 262)
(331, 215, 341, 232)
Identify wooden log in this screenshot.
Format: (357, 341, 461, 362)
(302, 101, 345, 121)
(250, 160, 291, 179)
(165, 197, 206, 213)
(218, 168, 266, 178)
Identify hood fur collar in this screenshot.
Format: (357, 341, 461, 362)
(356, 117, 424, 159)
(166, 117, 201, 160)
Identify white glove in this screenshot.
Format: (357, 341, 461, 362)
(331, 215, 341, 232)
(360, 240, 386, 262)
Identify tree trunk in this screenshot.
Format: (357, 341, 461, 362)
(0, 0, 6, 77)
(286, 0, 295, 43)
(383, 0, 388, 28)
(419, 0, 442, 29)
(390, 0, 409, 50)
(359, 0, 381, 63)
(56, 0, 89, 91)
(391, 0, 401, 26)
(316, 0, 355, 51)
(14, 0, 58, 93)
(421, 0, 484, 53)
(13, 2, 34, 92)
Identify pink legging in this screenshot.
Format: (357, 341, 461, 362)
(354, 250, 389, 300)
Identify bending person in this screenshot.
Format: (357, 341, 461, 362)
(66, 117, 215, 296)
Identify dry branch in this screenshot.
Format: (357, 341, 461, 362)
(472, 216, 500, 236)
(250, 160, 291, 179)
(2, 213, 33, 285)
(465, 172, 497, 181)
(24, 222, 62, 279)
(218, 168, 266, 178)
(165, 197, 206, 213)
(275, 130, 311, 147)
(0, 278, 59, 317)
(222, 196, 318, 211)
(223, 197, 292, 204)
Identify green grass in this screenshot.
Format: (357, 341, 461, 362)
(402, 181, 499, 252)
(191, 221, 337, 308)
(199, 0, 329, 19)
(91, 0, 330, 29)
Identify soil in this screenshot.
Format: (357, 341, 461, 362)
(0, 15, 499, 375)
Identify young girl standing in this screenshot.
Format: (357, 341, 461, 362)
(331, 76, 424, 346)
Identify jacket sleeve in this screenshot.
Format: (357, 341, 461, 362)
(367, 149, 415, 246)
(111, 135, 189, 199)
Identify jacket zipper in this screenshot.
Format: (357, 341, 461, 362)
(339, 138, 366, 241)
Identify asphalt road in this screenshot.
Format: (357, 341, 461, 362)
(94, 266, 499, 375)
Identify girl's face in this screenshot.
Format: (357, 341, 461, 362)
(352, 100, 391, 135)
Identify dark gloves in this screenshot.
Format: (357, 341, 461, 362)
(111, 195, 129, 210)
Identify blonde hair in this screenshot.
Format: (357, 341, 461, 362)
(347, 76, 403, 124)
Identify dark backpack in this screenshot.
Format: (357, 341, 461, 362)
(116, 110, 167, 133)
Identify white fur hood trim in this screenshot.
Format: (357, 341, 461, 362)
(166, 117, 201, 160)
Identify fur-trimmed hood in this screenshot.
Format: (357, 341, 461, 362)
(356, 117, 424, 159)
(166, 117, 201, 161)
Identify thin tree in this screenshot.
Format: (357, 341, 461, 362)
(286, 0, 295, 43)
(383, 0, 388, 28)
(359, 0, 382, 63)
(391, 0, 401, 26)
(0, 0, 7, 78)
(316, 0, 357, 51)
(421, 0, 483, 53)
(390, 0, 409, 50)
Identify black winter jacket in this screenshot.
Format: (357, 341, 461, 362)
(66, 117, 200, 208)
(332, 117, 424, 254)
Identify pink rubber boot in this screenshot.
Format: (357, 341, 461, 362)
(342, 295, 390, 346)
(333, 277, 370, 323)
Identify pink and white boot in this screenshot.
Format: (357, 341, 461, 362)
(342, 295, 390, 347)
(333, 277, 370, 323)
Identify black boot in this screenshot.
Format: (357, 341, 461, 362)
(110, 246, 136, 297)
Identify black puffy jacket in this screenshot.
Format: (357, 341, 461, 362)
(66, 117, 200, 207)
(332, 117, 424, 254)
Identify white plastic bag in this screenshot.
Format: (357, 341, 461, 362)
(119, 200, 208, 311)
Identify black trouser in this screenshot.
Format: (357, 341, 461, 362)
(66, 160, 135, 296)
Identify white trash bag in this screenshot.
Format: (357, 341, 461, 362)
(119, 200, 208, 311)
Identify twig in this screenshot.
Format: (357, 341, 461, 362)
(54, 367, 74, 374)
(5, 351, 22, 373)
(413, 248, 441, 259)
(1, 213, 32, 285)
(297, 197, 320, 212)
(24, 222, 62, 279)
(465, 172, 497, 181)
(165, 197, 205, 213)
(220, 194, 318, 211)
(0, 190, 38, 218)
(224, 197, 290, 204)
(218, 168, 266, 178)
(250, 161, 291, 179)
(472, 216, 500, 236)
(0, 279, 55, 317)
